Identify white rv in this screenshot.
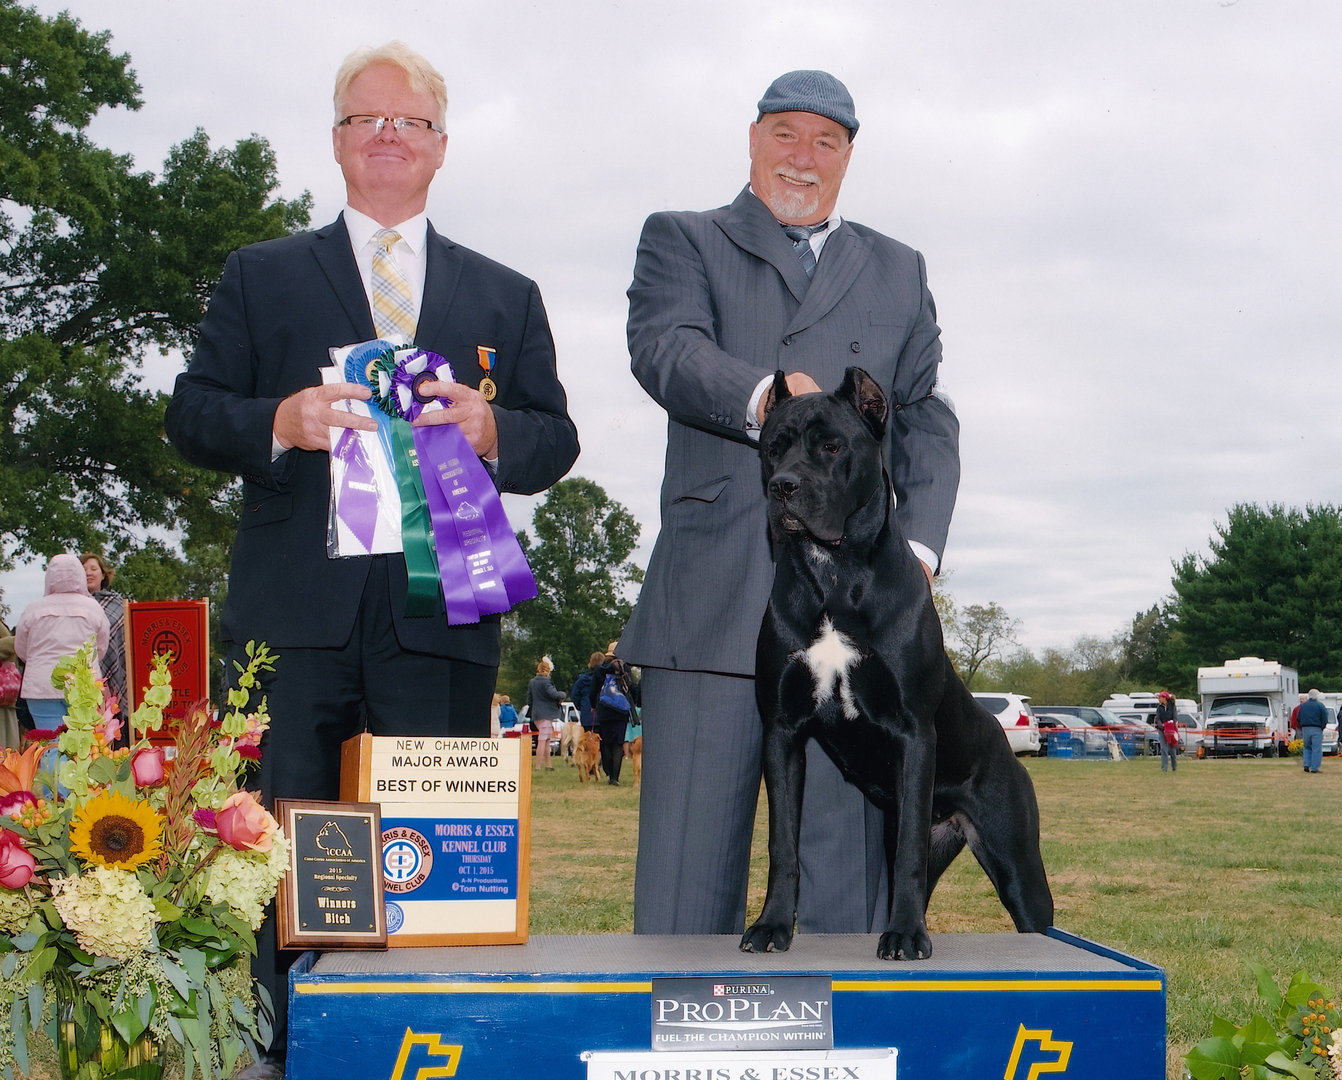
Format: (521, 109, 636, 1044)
(1196, 657, 1297, 758)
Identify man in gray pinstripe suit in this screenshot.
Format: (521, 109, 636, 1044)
(619, 71, 961, 937)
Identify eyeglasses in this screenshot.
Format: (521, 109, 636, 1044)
(338, 114, 444, 136)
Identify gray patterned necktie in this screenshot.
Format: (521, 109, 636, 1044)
(782, 221, 830, 279)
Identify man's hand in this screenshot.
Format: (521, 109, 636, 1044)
(757, 371, 823, 425)
(919, 560, 933, 591)
(412, 380, 499, 460)
(273, 383, 376, 453)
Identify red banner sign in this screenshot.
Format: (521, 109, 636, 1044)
(125, 600, 210, 722)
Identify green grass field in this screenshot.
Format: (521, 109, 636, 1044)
(528, 752, 1342, 1080)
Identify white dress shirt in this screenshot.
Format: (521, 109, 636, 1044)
(341, 204, 430, 332)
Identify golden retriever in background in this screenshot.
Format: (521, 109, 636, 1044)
(629, 736, 642, 784)
(575, 732, 602, 783)
(559, 718, 584, 763)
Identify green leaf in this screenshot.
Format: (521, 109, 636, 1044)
(159, 956, 192, 1004)
(1185, 1037, 1241, 1080)
(86, 755, 118, 784)
(9, 999, 28, 1077)
(1248, 961, 1283, 1013)
(25, 946, 56, 983)
(153, 897, 184, 922)
(177, 946, 208, 989)
(1262, 1050, 1320, 1080)
(110, 998, 147, 1046)
(1237, 1016, 1280, 1045)
(87, 988, 112, 1020)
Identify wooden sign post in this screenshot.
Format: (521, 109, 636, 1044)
(340, 733, 531, 947)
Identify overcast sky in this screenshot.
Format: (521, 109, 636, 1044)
(3, 0, 1338, 654)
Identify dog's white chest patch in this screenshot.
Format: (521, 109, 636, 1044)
(794, 617, 861, 720)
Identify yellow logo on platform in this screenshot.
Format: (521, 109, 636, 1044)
(389, 1028, 463, 1080)
(1004, 1023, 1072, 1080)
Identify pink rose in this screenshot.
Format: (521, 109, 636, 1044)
(130, 747, 166, 787)
(0, 791, 35, 818)
(215, 792, 279, 853)
(0, 830, 35, 889)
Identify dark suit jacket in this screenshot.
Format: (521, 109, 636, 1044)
(619, 187, 960, 677)
(164, 215, 578, 664)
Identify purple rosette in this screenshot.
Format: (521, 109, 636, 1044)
(369, 348, 538, 624)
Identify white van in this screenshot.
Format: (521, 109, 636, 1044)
(1197, 657, 1296, 758)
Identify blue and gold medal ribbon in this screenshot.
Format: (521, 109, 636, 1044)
(344, 341, 442, 616)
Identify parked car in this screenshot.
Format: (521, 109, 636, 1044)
(971, 692, 1041, 756)
(1036, 712, 1105, 756)
(1033, 706, 1151, 756)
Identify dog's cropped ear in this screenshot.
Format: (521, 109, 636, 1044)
(761, 369, 791, 422)
(836, 367, 888, 439)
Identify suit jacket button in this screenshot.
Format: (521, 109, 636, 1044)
(851, 341, 861, 353)
(783, 336, 792, 346)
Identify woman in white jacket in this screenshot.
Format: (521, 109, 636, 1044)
(14, 554, 109, 726)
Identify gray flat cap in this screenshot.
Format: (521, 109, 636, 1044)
(756, 70, 858, 137)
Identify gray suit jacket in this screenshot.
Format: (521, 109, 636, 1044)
(619, 187, 960, 677)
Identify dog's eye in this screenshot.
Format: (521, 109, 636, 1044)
(767, 447, 778, 460)
(824, 443, 840, 454)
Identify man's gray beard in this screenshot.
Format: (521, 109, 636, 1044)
(768, 186, 820, 222)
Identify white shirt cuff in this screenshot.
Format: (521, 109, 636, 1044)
(744, 373, 775, 442)
(271, 433, 287, 462)
(908, 540, 939, 574)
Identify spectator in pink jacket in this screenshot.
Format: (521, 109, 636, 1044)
(14, 554, 110, 726)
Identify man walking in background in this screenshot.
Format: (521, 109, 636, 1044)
(1299, 689, 1327, 773)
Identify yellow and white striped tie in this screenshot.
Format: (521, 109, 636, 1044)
(371, 229, 417, 343)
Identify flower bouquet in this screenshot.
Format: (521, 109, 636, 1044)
(0, 640, 286, 1080)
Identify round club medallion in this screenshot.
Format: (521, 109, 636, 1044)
(479, 377, 497, 401)
(381, 827, 434, 893)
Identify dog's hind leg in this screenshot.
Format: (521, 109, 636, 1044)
(960, 794, 1054, 933)
(923, 816, 968, 913)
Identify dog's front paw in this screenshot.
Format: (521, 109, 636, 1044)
(740, 920, 794, 954)
(877, 925, 932, 961)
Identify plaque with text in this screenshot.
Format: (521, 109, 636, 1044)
(340, 733, 531, 946)
(275, 799, 387, 950)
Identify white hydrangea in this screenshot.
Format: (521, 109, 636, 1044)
(204, 834, 289, 930)
(51, 867, 158, 960)
(0, 887, 34, 936)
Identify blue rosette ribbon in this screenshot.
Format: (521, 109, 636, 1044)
(351, 342, 538, 624)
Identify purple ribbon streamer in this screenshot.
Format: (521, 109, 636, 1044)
(381, 349, 538, 625)
(333, 427, 379, 553)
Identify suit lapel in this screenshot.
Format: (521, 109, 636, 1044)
(311, 214, 376, 340)
(416, 222, 464, 350)
(716, 187, 811, 303)
(784, 223, 873, 337)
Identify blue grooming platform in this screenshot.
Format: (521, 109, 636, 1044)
(287, 929, 1164, 1078)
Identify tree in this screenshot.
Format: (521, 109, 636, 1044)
(950, 601, 1019, 689)
(1169, 503, 1342, 689)
(497, 478, 644, 702)
(0, 2, 310, 597)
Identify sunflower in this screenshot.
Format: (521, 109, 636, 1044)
(69, 790, 163, 870)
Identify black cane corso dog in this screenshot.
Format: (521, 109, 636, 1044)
(740, 367, 1053, 961)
